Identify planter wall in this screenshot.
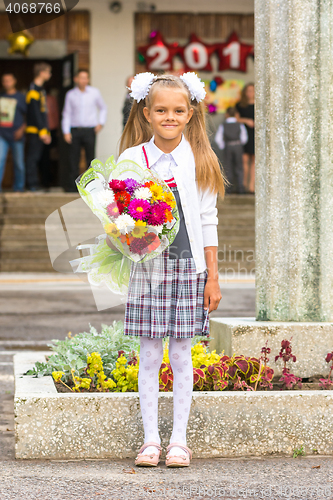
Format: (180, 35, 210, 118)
(14, 352, 333, 459)
(209, 318, 333, 378)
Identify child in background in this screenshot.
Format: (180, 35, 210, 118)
(214, 106, 248, 194)
(115, 72, 225, 468)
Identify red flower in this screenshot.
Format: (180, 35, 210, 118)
(115, 190, 131, 207)
(129, 237, 148, 255)
(109, 179, 126, 191)
(116, 201, 125, 215)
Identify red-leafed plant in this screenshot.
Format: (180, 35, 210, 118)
(319, 351, 333, 389)
(275, 337, 302, 390)
(252, 341, 274, 390)
(159, 362, 173, 392)
(193, 358, 229, 391)
(127, 349, 138, 366)
(225, 353, 274, 391)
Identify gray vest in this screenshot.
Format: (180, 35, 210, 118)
(223, 122, 242, 145)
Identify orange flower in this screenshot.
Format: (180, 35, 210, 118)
(144, 232, 161, 252)
(165, 210, 173, 223)
(144, 180, 154, 188)
(119, 234, 134, 246)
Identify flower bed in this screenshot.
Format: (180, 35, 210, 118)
(15, 351, 333, 459)
(26, 322, 333, 393)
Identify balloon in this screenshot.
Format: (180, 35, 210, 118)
(180, 34, 216, 72)
(218, 32, 254, 73)
(214, 76, 224, 86)
(7, 30, 34, 56)
(207, 103, 217, 114)
(138, 31, 179, 71)
(209, 80, 217, 92)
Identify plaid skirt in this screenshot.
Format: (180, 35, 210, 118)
(123, 246, 210, 339)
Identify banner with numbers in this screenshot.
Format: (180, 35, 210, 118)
(138, 31, 254, 73)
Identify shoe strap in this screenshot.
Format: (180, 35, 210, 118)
(139, 442, 162, 455)
(166, 442, 192, 459)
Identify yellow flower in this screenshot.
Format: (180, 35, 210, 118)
(75, 377, 91, 390)
(52, 371, 64, 383)
(163, 192, 176, 209)
(104, 223, 120, 238)
(131, 220, 147, 238)
(117, 354, 128, 365)
(150, 183, 163, 202)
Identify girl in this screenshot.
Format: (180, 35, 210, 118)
(236, 83, 255, 194)
(116, 72, 225, 467)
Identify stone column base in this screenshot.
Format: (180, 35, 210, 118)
(209, 318, 333, 378)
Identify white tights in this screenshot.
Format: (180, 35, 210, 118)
(138, 336, 193, 456)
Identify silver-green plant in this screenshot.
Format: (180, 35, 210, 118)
(25, 321, 140, 384)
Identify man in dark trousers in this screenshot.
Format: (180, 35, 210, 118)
(0, 73, 26, 192)
(25, 62, 52, 191)
(61, 69, 107, 192)
(215, 106, 248, 194)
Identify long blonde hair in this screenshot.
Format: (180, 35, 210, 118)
(119, 75, 226, 198)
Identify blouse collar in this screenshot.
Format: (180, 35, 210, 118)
(145, 134, 189, 168)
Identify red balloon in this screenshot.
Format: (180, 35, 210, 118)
(138, 31, 179, 71)
(214, 76, 224, 86)
(217, 32, 254, 73)
(179, 34, 217, 72)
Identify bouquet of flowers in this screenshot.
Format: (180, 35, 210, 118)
(70, 155, 179, 296)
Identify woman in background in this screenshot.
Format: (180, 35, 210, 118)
(236, 83, 255, 194)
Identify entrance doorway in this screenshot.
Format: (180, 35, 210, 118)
(0, 52, 77, 190)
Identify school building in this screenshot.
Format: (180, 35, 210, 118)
(0, 0, 254, 186)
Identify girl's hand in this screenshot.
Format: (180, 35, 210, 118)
(204, 278, 222, 313)
(105, 234, 118, 252)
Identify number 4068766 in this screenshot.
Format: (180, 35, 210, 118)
(6, 3, 61, 14)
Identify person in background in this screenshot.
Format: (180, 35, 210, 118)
(25, 62, 52, 191)
(215, 107, 248, 194)
(122, 75, 134, 129)
(38, 90, 60, 189)
(0, 73, 26, 192)
(61, 69, 107, 192)
(236, 83, 255, 194)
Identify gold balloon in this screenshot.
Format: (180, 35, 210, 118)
(7, 31, 34, 56)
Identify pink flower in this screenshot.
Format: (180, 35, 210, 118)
(109, 179, 126, 192)
(147, 203, 166, 226)
(128, 199, 150, 220)
(107, 202, 120, 218)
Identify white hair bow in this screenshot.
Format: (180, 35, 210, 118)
(128, 71, 206, 103)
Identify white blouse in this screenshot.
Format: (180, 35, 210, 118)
(117, 135, 219, 274)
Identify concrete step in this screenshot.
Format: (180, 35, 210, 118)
(217, 227, 255, 237)
(218, 237, 255, 246)
(1, 225, 47, 239)
(0, 193, 79, 203)
(217, 249, 255, 261)
(0, 259, 55, 272)
(0, 214, 51, 225)
(0, 249, 50, 260)
(218, 261, 255, 272)
(217, 194, 255, 206)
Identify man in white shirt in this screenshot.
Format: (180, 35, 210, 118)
(61, 69, 107, 191)
(215, 106, 248, 194)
